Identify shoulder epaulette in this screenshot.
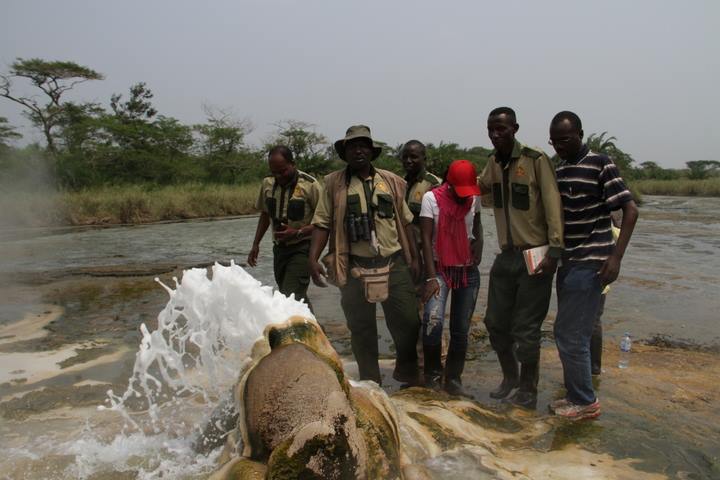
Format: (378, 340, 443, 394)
(424, 172, 441, 185)
(298, 171, 317, 183)
(521, 145, 544, 159)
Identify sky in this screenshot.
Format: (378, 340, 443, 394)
(1, 0, 718, 168)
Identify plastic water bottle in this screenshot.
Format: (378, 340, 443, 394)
(618, 332, 632, 369)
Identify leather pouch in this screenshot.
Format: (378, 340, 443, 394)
(350, 262, 391, 303)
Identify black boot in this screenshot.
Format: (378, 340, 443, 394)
(443, 345, 472, 398)
(490, 350, 519, 399)
(423, 344, 443, 390)
(590, 333, 602, 376)
(506, 361, 538, 409)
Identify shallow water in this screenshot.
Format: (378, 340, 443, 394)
(0, 195, 718, 479)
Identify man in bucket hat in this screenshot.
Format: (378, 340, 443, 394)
(309, 125, 422, 386)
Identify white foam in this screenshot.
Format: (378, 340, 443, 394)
(48, 261, 313, 478)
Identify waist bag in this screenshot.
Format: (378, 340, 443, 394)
(350, 262, 392, 303)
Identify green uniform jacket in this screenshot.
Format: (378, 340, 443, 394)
(256, 170, 321, 246)
(478, 140, 564, 257)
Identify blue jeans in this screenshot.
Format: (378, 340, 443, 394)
(422, 267, 480, 352)
(555, 264, 603, 405)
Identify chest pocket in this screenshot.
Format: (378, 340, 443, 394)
(265, 196, 278, 219)
(375, 193, 395, 219)
(409, 201, 422, 218)
(511, 183, 530, 211)
(347, 193, 362, 216)
(492, 183, 503, 208)
(287, 197, 306, 221)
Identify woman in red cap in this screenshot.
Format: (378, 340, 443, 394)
(419, 159, 483, 396)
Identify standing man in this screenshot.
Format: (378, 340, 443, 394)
(401, 140, 441, 242)
(308, 125, 421, 386)
(479, 107, 564, 409)
(248, 145, 321, 310)
(548, 111, 638, 420)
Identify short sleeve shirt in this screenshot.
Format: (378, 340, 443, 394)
(256, 170, 321, 245)
(312, 169, 414, 258)
(556, 147, 633, 262)
(420, 192, 480, 255)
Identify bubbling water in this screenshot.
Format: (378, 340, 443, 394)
(69, 261, 312, 478)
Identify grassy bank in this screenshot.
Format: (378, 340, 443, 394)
(0, 183, 261, 227)
(633, 178, 720, 197)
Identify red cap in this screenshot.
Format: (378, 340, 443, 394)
(446, 159, 481, 198)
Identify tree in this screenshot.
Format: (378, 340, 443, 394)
(0, 116, 22, 148)
(586, 132, 636, 176)
(110, 82, 157, 122)
(0, 58, 103, 154)
(193, 106, 255, 183)
(267, 120, 332, 175)
(686, 160, 720, 180)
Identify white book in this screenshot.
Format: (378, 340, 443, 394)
(523, 245, 549, 275)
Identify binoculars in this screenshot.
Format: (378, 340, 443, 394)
(347, 213, 371, 243)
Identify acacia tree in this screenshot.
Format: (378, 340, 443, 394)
(686, 160, 720, 180)
(0, 58, 103, 155)
(0, 116, 22, 149)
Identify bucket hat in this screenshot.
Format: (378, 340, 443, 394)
(334, 125, 383, 161)
(446, 159, 481, 198)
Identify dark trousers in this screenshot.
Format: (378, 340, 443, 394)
(340, 256, 420, 384)
(484, 251, 554, 363)
(555, 264, 603, 405)
(273, 241, 312, 311)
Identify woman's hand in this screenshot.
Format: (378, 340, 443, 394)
(422, 277, 440, 303)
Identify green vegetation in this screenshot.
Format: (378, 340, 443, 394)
(633, 178, 720, 197)
(1, 57, 718, 227)
(0, 183, 261, 226)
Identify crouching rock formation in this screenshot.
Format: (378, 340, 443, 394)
(208, 316, 406, 480)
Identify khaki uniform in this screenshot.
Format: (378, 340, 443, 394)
(312, 167, 420, 384)
(405, 170, 441, 271)
(405, 170, 441, 226)
(478, 140, 564, 364)
(256, 170, 321, 307)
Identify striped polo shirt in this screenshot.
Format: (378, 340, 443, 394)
(556, 145, 633, 263)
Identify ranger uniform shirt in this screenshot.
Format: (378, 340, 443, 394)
(478, 140, 564, 257)
(256, 170, 321, 246)
(405, 169, 441, 224)
(313, 168, 414, 258)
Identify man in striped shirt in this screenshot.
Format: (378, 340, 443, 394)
(548, 111, 639, 420)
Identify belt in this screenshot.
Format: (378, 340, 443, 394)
(350, 250, 402, 268)
(501, 245, 533, 253)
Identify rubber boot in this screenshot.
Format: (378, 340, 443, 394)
(443, 344, 472, 398)
(590, 333, 602, 376)
(490, 350, 519, 399)
(506, 361, 538, 409)
(423, 343, 443, 390)
(393, 356, 421, 388)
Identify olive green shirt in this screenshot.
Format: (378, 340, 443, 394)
(256, 170, 321, 246)
(313, 169, 414, 258)
(478, 140, 564, 257)
(405, 169, 441, 224)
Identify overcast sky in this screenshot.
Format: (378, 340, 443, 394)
(1, 0, 718, 167)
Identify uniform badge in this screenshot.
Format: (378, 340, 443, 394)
(376, 182, 388, 193)
(515, 166, 526, 178)
(293, 186, 303, 197)
(415, 191, 422, 201)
